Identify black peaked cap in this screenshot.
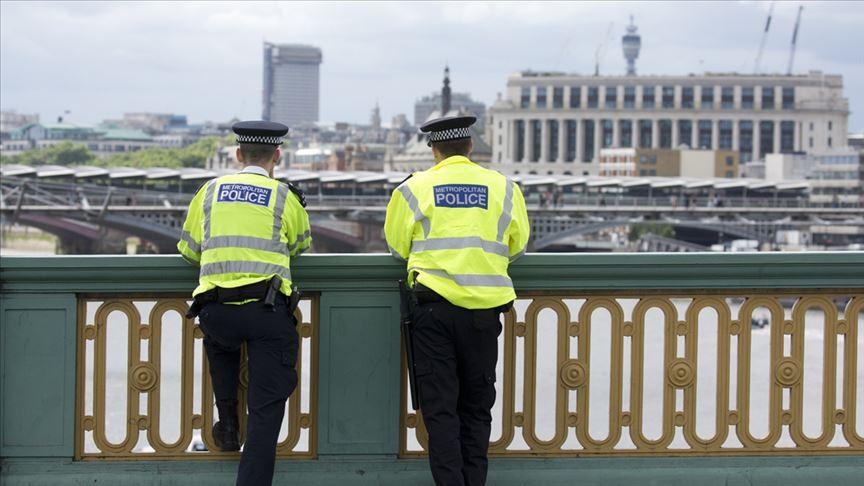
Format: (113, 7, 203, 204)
(420, 115, 476, 147)
(232, 120, 289, 146)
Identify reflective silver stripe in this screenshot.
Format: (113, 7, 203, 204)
(388, 244, 406, 261)
(202, 235, 287, 255)
(411, 237, 508, 258)
(412, 267, 513, 288)
(200, 261, 292, 281)
(509, 248, 526, 262)
(202, 180, 216, 241)
(496, 179, 514, 243)
(398, 184, 430, 238)
(271, 183, 289, 241)
(180, 230, 201, 254)
(287, 230, 312, 252)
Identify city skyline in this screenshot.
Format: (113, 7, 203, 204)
(1, 1, 862, 131)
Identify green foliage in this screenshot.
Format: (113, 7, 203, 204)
(628, 223, 675, 242)
(0, 137, 229, 169)
(0, 141, 96, 166)
(94, 136, 226, 169)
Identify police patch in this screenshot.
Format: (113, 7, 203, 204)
(433, 184, 488, 209)
(216, 183, 272, 207)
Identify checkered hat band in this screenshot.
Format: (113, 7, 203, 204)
(428, 127, 471, 143)
(236, 134, 284, 145)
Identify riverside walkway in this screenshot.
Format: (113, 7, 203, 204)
(1, 253, 863, 485)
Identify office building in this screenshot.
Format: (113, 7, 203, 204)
(262, 43, 323, 126)
(488, 71, 849, 176)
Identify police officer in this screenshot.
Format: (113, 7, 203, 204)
(384, 115, 530, 486)
(177, 121, 311, 486)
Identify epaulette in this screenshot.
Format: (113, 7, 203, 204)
(286, 182, 307, 208)
(398, 173, 413, 186)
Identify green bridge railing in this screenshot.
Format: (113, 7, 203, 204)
(1, 253, 863, 485)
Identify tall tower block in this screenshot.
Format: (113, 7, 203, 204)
(622, 16, 641, 76)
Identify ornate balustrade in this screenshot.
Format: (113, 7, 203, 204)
(2, 253, 863, 485)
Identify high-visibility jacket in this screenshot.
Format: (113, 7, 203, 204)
(384, 155, 530, 309)
(177, 170, 311, 297)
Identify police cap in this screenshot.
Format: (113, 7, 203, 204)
(232, 120, 289, 146)
(420, 115, 476, 147)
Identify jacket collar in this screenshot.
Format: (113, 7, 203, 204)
(430, 155, 476, 171)
(239, 165, 271, 178)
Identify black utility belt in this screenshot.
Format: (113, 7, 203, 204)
(413, 283, 513, 314)
(187, 275, 294, 318)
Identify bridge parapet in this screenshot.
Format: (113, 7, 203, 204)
(1, 253, 863, 484)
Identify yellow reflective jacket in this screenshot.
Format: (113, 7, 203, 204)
(384, 155, 530, 309)
(177, 171, 311, 297)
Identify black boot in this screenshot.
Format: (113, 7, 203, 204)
(213, 400, 240, 452)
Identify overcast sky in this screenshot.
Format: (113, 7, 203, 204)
(2, 1, 862, 131)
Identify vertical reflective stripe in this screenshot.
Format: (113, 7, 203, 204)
(496, 179, 514, 243)
(398, 184, 430, 238)
(272, 183, 289, 241)
(202, 180, 216, 241)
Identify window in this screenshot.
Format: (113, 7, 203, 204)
(726, 156, 734, 166)
(725, 171, 734, 178)
(537, 87, 547, 109)
(553, 87, 564, 108)
(583, 120, 595, 161)
(809, 137, 813, 148)
(620, 120, 633, 148)
(759, 120, 774, 158)
(605, 87, 617, 109)
(548, 120, 559, 161)
(602, 119, 613, 148)
(809, 122, 814, 130)
(698, 120, 712, 149)
(639, 119, 652, 147)
(642, 86, 655, 109)
(515, 120, 525, 161)
(780, 121, 794, 153)
(762, 86, 775, 110)
(678, 120, 692, 148)
(521, 87, 530, 108)
(565, 120, 577, 162)
(682, 87, 694, 109)
(662, 86, 674, 108)
(719, 120, 733, 149)
(701, 86, 714, 109)
(531, 120, 541, 161)
(782, 87, 794, 109)
(739, 120, 753, 163)
(828, 137, 832, 147)
(742, 87, 754, 109)
(828, 121, 833, 131)
(569, 87, 581, 108)
(721, 87, 734, 109)
(659, 119, 672, 148)
(624, 86, 636, 108)
(587, 87, 599, 108)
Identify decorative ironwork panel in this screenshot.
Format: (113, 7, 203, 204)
(76, 296, 317, 459)
(401, 292, 864, 456)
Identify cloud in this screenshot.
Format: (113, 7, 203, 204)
(1, 0, 862, 131)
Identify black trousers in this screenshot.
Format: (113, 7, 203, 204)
(412, 300, 502, 486)
(198, 299, 299, 486)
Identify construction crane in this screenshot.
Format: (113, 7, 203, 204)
(594, 22, 614, 76)
(753, 1, 775, 74)
(786, 5, 804, 75)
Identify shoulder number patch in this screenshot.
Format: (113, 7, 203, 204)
(433, 184, 488, 209)
(217, 183, 272, 207)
